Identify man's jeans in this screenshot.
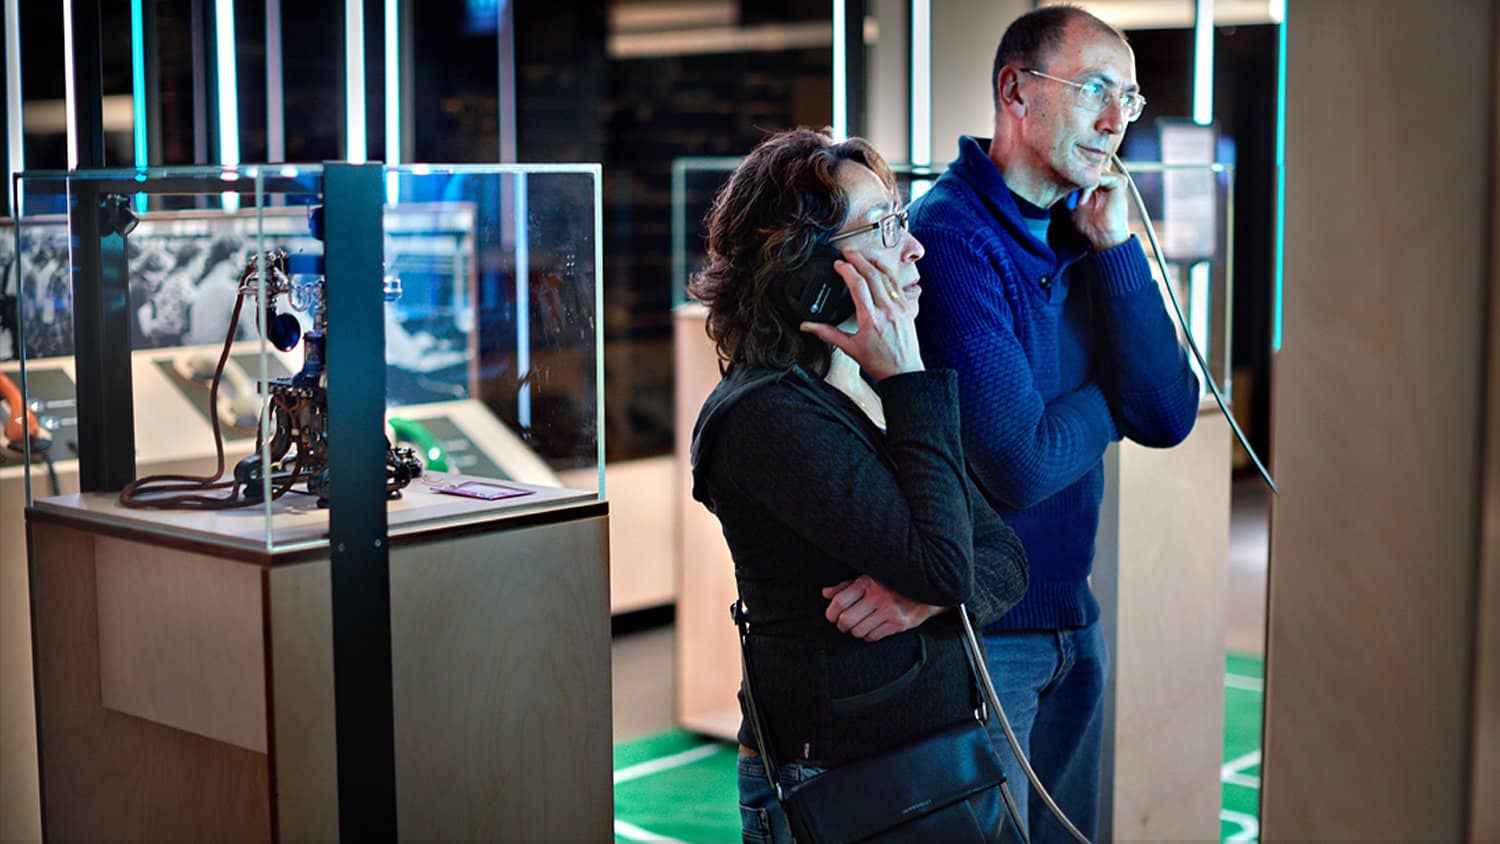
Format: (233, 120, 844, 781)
(984, 620, 1108, 844)
(737, 752, 823, 844)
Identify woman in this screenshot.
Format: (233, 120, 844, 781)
(688, 128, 1029, 843)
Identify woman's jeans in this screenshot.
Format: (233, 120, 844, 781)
(737, 752, 823, 844)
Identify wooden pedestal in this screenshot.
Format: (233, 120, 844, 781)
(25, 488, 613, 841)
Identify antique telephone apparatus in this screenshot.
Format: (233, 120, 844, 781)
(119, 207, 422, 510)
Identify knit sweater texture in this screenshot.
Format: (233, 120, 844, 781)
(911, 135, 1200, 632)
(691, 366, 1029, 766)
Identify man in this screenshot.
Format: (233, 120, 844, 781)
(908, 6, 1200, 841)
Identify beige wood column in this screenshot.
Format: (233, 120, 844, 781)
(1093, 408, 1231, 841)
(1265, 0, 1497, 838)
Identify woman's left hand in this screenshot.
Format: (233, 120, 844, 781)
(822, 574, 945, 642)
(800, 250, 923, 381)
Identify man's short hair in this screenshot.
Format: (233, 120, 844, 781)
(991, 5, 1128, 109)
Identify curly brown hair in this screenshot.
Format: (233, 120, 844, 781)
(687, 128, 895, 375)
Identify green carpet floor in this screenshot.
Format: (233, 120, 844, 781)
(614, 653, 1265, 843)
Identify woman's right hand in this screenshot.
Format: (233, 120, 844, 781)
(799, 250, 923, 381)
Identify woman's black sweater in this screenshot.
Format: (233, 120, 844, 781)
(690, 365, 1029, 767)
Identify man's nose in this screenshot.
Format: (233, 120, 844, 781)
(1097, 98, 1126, 134)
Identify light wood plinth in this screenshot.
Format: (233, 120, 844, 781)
(26, 498, 613, 840)
(1095, 407, 1231, 841)
(674, 305, 742, 740)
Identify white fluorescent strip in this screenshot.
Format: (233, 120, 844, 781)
(346, 0, 366, 163)
(1189, 261, 1211, 355)
(5, 0, 23, 203)
(215, 0, 239, 167)
(266, 0, 284, 162)
(831, 0, 845, 140)
(131, 0, 147, 169)
(1192, 0, 1214, 126)
(62, 0, 77, 168)
(909, 0, 930, 166)
(384, 0, 399, 165)
(514, 173, 530, 427)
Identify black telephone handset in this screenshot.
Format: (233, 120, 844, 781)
(774, 242, 855, 325)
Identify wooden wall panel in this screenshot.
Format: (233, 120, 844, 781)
(674, 306, 741, 738)
(1265, 1, 1492, 838)
(1472, 8, 1500, 839)
(388, 515, 614, 840)
(268, 558, 339, 840)
(94, 537, 267, 752)
(27, 521, 271, 840)
(1095, 410, 1230, 841)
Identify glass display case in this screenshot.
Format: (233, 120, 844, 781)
(8, 162, 613, 841)
(8, 162, 604, 553)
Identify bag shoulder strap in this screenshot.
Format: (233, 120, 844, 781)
(731, 598, 786, 800)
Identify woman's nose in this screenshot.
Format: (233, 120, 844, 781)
(903, 232, 925, 263)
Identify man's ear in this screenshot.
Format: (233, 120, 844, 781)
(996, 65, 1027, 118)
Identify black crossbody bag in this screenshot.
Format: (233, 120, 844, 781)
(733, 599, 1017, 844)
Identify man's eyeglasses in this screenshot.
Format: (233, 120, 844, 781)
(1022, 68, 1147, 123)
(828, 208, 910, 249)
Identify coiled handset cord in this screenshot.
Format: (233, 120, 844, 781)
(1110, 154, 1277, 494)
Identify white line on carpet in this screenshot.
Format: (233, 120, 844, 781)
(1225, 673, 1264, 692)
(614, 742, 724, 785)
(615, 818, 689, 842)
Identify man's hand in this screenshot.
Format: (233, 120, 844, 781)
(821, 574, 946, 642)
(1071, 169, 1131, 251)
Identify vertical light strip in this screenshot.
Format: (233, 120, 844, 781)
(5, 0, 23, 208)
(910, 0, 930, 168)
(1192, 0, 1214, 126)
(1189, 260, 1211, 361)
(214, 0, 239, 167)
(383, 0, 399, 202)
(63, 0, 78, 168)
(130, 0, 148, 211)
(345, 0, 367, 163)
(215, 0, 239, 210)
(130, 0, 147, 168)
(266, 0, 284, 162)
(831, 0, 846, 140)
(514, 173, 530, 427)
(384, 0, 398, 164)
(1272, 13, 1286, 352)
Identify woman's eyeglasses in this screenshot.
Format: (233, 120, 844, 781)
(828, 208, 910, 249)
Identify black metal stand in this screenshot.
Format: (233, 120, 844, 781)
(323, 162, 399, 838)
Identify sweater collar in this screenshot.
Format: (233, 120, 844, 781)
(947, 135, 1092, 270)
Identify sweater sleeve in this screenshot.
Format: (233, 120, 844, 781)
(1086, 239, 1201, 447)
(962, 479, 1029, 628)
(713, 370, 976, 607)
(915, 225, 1119, 509)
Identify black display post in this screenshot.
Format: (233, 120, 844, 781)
(322, 162, 399, 838)
(69, 0, 138, 492)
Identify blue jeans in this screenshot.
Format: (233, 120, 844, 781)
(737, 752, 824, 844)
(983, 621, 1107, 844)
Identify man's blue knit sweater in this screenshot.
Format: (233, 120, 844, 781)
(911, 136, 1200, 632)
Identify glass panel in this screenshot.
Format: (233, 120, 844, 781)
(382, 164, 605, 518)
(10, 163, 603, 553)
